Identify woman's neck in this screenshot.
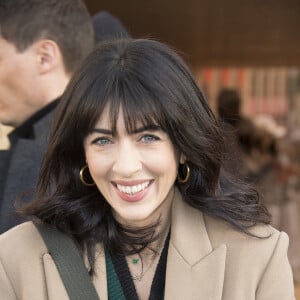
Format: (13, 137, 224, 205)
(125, 218, 170, 300)
(144, 214, 171, 255)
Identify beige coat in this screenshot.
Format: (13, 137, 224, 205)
(0, 192, 295, 300)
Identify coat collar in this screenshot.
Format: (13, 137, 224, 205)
(164, 189, 227, 300)
(86, 189, 227, 300)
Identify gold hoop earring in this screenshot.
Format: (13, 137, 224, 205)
(177, 162, 190, 183)
(79, 165, 95, 186)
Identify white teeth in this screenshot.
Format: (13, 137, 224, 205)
(116, 181, 150, 195)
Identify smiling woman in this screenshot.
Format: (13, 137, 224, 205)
(0, 38, 295, 300)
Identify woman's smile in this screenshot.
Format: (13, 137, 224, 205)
(113, 179, 154, 202)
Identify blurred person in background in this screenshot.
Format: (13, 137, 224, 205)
(217, 88, 300, 282)
(217, 89, 284, 225)
(92, 11, 130, 45)
(0, 0, 94, 233)
(217, 88, 258, 176)
(217, 89, 280, 183)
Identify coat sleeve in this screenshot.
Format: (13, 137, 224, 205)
(0, 258, 17, 300)
(256, 232, 295, 300)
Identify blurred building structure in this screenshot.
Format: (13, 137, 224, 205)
(83, 0, 300, 67)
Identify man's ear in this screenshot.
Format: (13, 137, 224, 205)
(35, 40, 61, 74)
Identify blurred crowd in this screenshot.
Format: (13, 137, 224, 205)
(218, 88, 300, 282)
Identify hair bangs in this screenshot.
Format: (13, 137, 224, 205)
(105, 73, 167, 135)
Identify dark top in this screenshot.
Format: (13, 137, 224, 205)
(0, 100, 58, 233)
(106, 232, 170, 300)
(9, 100, 58, 144)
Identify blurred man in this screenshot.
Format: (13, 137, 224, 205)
(0, 0, 94, 233)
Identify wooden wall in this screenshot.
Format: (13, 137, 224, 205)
(84, 0, 300, 67)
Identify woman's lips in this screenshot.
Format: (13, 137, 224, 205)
(112, 180, 153, 202)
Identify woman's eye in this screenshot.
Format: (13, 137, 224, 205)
(92, 137, 112, 145)
(140, 134, 159, 143)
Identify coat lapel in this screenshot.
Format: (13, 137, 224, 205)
(165, 191, 227, 300)
(43, 253, 69, 300)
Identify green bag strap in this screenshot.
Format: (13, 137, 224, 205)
(34, 222, 100, 300)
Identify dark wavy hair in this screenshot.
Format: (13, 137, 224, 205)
(21, 38, 270, 273)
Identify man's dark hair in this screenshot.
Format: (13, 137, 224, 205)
(0, 0, 94, 73)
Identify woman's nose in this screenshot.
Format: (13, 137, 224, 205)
(112, 140, 142, 177)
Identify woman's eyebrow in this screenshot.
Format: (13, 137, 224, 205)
(132, 125, 161, 134)
(89, 125, 161, 135)
(90, 128, 112, 135)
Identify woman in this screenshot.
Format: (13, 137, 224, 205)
(0, 39, 294, 299)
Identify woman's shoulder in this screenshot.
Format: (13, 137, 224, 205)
(201, 214, 293, 298)
(0, 221, 47, 259)
(203, 213, 288, 258)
